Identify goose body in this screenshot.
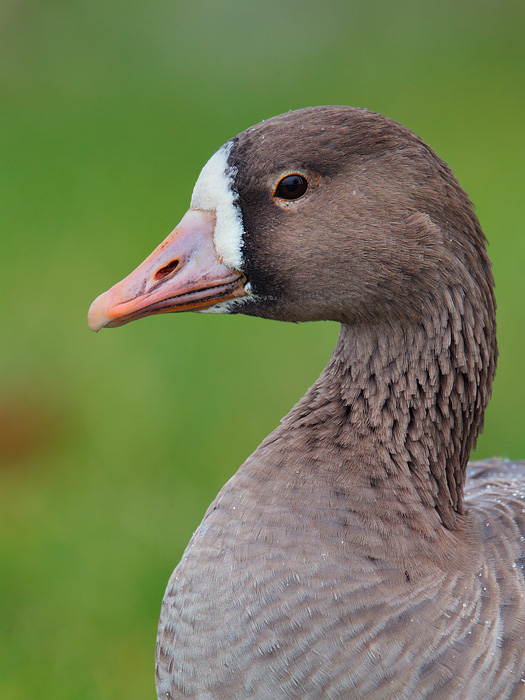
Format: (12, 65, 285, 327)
(89, 107, 525, 699)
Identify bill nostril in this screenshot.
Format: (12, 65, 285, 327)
(155, 259, 180, 281)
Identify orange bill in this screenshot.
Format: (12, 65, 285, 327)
(88, 209, 248, 331)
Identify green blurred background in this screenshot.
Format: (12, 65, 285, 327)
(1, 1, 524, 698)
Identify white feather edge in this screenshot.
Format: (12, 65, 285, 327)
(198, 297, 247, 314)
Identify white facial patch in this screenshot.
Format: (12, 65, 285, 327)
(190, 142, 245, 271)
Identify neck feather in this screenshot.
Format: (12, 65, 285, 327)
(282, 283, 496, 530)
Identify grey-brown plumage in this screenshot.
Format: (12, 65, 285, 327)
(90, 107, 525, 699)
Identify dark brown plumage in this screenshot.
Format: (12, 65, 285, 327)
(89, 107, 525, 699)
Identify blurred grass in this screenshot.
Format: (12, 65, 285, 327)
(1, 1, 524, 698)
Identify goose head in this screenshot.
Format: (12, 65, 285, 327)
(88, 106, 494, 332)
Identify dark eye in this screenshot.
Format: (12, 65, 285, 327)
(274, 174, 309, 201)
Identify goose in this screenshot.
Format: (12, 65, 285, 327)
(88, 106, 525, 700)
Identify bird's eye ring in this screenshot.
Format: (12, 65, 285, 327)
(274, 174, 309, 201)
